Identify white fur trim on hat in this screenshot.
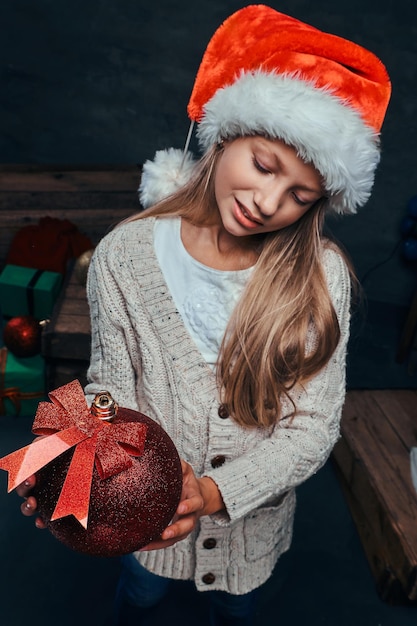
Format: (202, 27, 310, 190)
(196, 70, 381, 214)
(139, 148, 197, 209)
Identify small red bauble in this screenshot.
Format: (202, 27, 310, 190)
(31, 390, 183, 557)
(3, 315, 42, 358)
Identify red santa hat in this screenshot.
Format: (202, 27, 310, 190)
(139, 4, 391, 214)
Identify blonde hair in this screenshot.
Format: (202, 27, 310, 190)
(123, 144, 350, 428)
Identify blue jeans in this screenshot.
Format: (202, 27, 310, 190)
(113, 554, 259, 626)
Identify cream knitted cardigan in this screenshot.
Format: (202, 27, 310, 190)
(85, 217, 351, 595)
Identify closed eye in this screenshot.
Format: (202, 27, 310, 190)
(292, 193, 311, 206)
(292, 192, 323, 206)
(252, 156, 271, 174)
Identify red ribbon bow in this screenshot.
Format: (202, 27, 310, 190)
(0, 380, 147, 528)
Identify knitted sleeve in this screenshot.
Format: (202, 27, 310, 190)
(84, 231, 143, 411)
(204, 246, 351, 524)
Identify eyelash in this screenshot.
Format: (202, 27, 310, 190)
(292, 193, 309, 207)
(253, 156, 311, 206)
(252, 156, 271, 174)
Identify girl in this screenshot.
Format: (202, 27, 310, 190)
(19, 5, 391, 625)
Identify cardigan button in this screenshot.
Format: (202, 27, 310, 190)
(218, 404, 229, 419)
(211, 455, 226, 468)
(203, 537, 217, 550)
(202, 573, 216, 585)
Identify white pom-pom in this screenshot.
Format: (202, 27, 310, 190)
(138, 148, 197, 208)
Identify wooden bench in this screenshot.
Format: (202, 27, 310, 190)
(0, 164, 141, 266)
(333, 389, 417, 604)
(41, 265, 91, 390)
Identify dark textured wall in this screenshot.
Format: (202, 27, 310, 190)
(1, 0, 417, 310)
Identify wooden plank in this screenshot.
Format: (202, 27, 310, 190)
(53, 284, 89, 319)
(0, 206, 137, 266)
(61, 282, 88, 301)
(342, 391, 417, 537)
(371, 390, 417, 448)
(53, 313, 90, 338)
(0, 195, 139, 210)
(0, 207, 137, 223)
(45, 358, 89, 392)
(0, 166, 141, 192)
(333, 445, 416, 604)
(42, 267, 91, 362)
(0, 164, 138, 172)
(333, 389, 417, 603)
(0, 165, 142, 268)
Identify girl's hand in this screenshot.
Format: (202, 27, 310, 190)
(139, 460, 224, 551)
(16, 475, 46, 529)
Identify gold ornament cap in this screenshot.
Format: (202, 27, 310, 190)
(91, 391, 118, 421)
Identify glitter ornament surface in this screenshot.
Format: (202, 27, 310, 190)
(3, 316, 42, 357)
(34, 407, 182, 557)
(0, 381, 183, 557)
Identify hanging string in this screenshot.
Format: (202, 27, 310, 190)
(180, 120, 195, 169)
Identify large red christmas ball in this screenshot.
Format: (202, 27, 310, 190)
(3, 315, 42, 358)
(32, 406, 183, 557)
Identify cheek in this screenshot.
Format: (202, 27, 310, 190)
(213, 163, 231, 199)
(272, 205, 310, 229)
(215, 151, 245, 188)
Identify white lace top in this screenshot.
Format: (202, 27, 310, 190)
(154, 217, 253, 368)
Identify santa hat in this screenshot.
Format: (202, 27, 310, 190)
(139, 4, 391, 214)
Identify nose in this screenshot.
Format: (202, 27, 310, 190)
(254, 181, 284, 217)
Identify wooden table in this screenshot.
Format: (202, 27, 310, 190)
(333, 389, 417, 604)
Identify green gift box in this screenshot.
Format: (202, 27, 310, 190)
(0, 347, 46, 416)
(0, 264, 62, 319)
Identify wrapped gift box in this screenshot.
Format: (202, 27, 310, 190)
(0, 347, 46, 416)
(0, 264, 62, 319)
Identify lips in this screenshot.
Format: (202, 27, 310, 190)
(234, 200, 263, 228)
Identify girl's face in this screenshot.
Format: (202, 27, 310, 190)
(214, 136, 325, 236)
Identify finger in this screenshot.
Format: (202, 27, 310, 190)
(35, 516, 47, 530)
(140, 511, 198, 550)
(139, 527, 193, 552)
(139, 539, 171, 551)
(161, 513, 197, 541)
(16, 475, 36, 498)
(20, 495, 37, 517)
(177, 493, 204, 516)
